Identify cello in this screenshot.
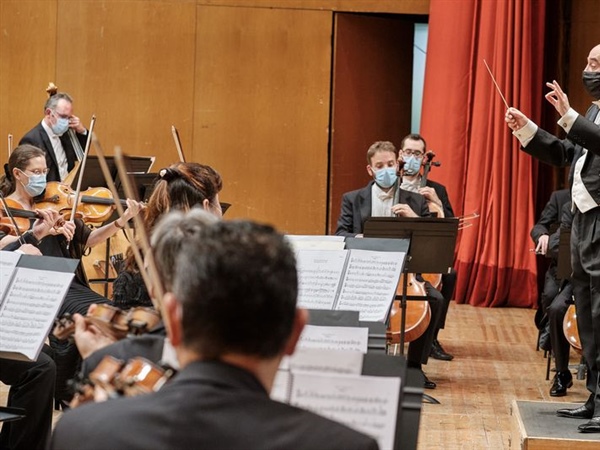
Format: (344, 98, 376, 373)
(563, 304, 582, 354)
(387, 273, 430, 350)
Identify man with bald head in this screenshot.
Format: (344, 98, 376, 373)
(506, 43, 600, 433)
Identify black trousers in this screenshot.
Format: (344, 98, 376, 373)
(547, 283, 572, 372)
(407, 281, 444, 366)
(0, 346, 56, 450)
(437, 269, 456, 330)
(50, 282, 108, 405)
(571, 208, 600, 412)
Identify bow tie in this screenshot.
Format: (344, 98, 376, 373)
(377, 190, 395, 201)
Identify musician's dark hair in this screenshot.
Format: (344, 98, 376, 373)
(144, 162, 222, 232)
(0, 144, 46, 195)
(366, 141, 398, 164)
(166, 219, 298, 359)
(400, 133, 427, 151)
(44, 92, 73, 112)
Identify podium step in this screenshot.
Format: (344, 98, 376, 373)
(511, 400, 600, 449)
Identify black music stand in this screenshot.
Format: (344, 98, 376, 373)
(307, 309, 422, 450)
(363, 217, 459, 353)
(0, 406, 25, 423)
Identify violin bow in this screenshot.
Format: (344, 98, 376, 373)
(113, 147, 165, 303)
(91, 136, 159, 310)
(69, 115, 96, 223)
(171, 125, 186, 163)
(7, 134, 12, 158)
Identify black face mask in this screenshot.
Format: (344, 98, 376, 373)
(583, 71, 600, 99)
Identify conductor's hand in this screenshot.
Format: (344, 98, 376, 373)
(545, 80, 571, 116)
(392, 203, 418, 218)
(505, 107, 529, 131)
(535, 234, 549, 256)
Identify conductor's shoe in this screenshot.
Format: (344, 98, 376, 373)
(556, 394, 594, 419)
(422, 371, 437, 389)
(550, 371, 573, 397)
(430, 340, 454, 361)
(578, 416, 600, 433)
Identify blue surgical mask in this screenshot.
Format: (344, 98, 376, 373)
(403, 155, 422, 176)
(20, 171, 47, 197)
(51, 117, 70, 136)
(374, 167, 398, 189)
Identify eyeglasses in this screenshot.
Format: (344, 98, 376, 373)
(401, 149, 424, 158)
(51, 110, 70, 120)
(23, 168, 50, 176)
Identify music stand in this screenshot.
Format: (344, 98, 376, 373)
(0, 406, 25, 423)
(363, 217, 459, 352)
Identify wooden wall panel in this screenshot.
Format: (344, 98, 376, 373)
(328, 14, 414, 233)
(194, 6, 332, 233)
(53, 0, 197, 171)
(200, 0, 429, 14)
(0, 0, 57, 156)
(567, 0, 600, 115)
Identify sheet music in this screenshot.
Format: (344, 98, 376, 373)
(288, 348, 364, 375)
(271, 370, 291, 403)
(336, 250, 404, 322)
(0, 268, 74, 360)
(298, 325, 369, 353)
(0, 251, 20, 300)
(296, 250, 348, 310)
(287, 235, 346, 251)
(289, 372, 400, 450)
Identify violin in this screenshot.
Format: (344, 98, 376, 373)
(70, 355, 172, 408)
(0, 197, 55, 236)
(53, 304, 160, 341)
(562, 304, 582, 354)
(387, 273, 431, 347)
(34, 182, 128, 224)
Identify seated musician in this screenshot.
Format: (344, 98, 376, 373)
(50, 213, 379, 450)
(397, 133, 457, 361)
(0, 239, 57, 450)
(530, 189, 575, 396)
(111, 162, 223, 310)
(71, 163, 223, 377)
(0, 144, 143, 407)
(335, 140, 446, 389)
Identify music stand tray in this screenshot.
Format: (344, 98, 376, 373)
(363, 217, 459, 274)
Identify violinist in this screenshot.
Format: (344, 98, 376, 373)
(73, 163, 223, 378)
(398, 134, 457, 362)
(111, 162, 223, 310)
(0, 144, 144, 408)
(19, 89, 86, 182)
(0, 242, 56, 450)
(50, 215, 378, 450)
(335, 140, 445, 389)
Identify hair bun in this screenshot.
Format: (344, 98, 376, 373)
(159, 168, 180, 182)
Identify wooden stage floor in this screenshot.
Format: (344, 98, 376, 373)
(416, 302, 595, 449)
(1, 302, 597, 449)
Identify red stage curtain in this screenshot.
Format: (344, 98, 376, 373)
(420, 0, 546, 307)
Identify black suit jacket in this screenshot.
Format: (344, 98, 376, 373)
(51, 361, 379, 450)
(19, 122, 86, 182)
(524, 104, 600, 205)
(424, 179, 454, 218)
(335, 181, 430, 237)
(530, 189, 570, 247)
